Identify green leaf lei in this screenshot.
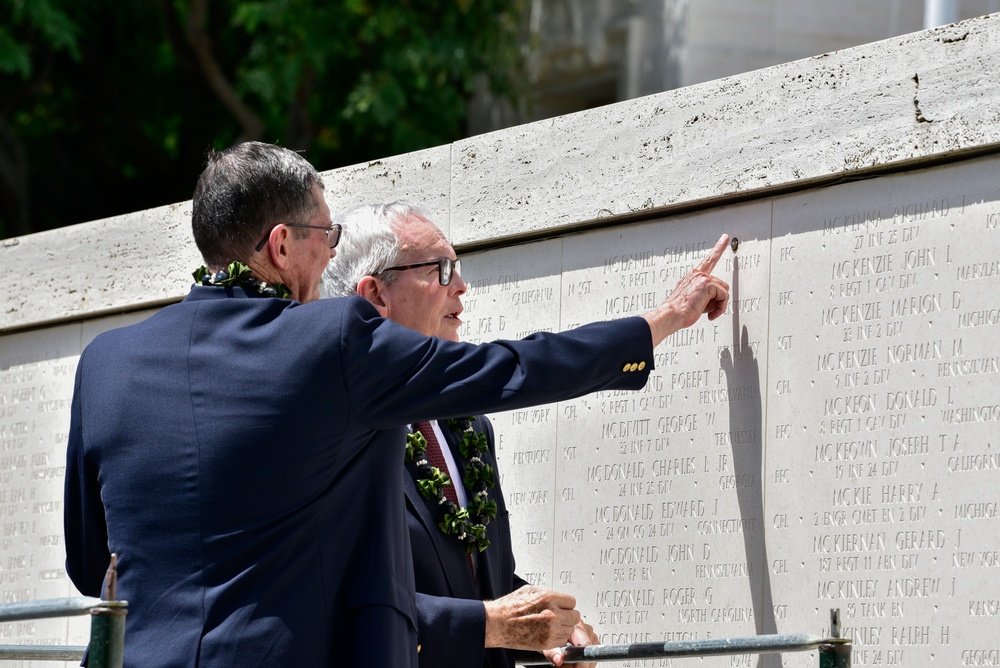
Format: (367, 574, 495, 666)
(193, 261, 292, 299)
(405, 416, 498, 554)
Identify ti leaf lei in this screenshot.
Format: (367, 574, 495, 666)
(193, 261, 292, 299)
(405, 417, 498, 554)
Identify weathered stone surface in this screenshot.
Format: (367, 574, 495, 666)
(320, 145, 452, 238)
(449, 14, 1000, 246)
(0, 201, 198, 334)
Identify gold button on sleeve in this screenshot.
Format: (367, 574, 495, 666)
(622, 363, 631, 372)
(638, 361, 646, 371)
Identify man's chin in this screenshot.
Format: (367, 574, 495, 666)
(438, 324, 462, 342)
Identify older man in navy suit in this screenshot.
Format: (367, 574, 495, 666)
(64, 141, 730, 667)
(325, 201, 602, 668)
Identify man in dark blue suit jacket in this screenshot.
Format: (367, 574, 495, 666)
(325, 202, 602, 668)
(64, 142, 731, 667)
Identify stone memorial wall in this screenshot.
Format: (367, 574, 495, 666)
(0, 313, 153, 663)
(0, 325, 81, 653)
(457, 157, 1000, 666)
(1, 13, 999, 668)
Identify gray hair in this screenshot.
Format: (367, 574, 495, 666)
(192, 142, 322, 267)
(323, 201, 433, 297)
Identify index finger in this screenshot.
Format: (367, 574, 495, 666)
(696, 234, 730, 274)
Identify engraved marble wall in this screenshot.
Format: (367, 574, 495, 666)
(0, 325, 83, 665)
(764, 161, 1000, 666)
(0, 312, 153, 666)
(454, 157, 1000, 666)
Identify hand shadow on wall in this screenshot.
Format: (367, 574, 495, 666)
(719, 255, 779, 667)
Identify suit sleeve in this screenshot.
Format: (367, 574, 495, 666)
(414, 593, 486, 668)
(337, 297, 654, 430)
(63, 353, 112, 597)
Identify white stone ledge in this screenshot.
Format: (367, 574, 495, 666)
(0, 201, 200, 334)
(320, 145, 453, 239)
(449, 14, 1000, 245)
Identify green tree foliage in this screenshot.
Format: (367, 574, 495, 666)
(0, 0, 526, 238)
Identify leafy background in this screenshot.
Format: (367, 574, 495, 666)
(0, 0, 526, 238)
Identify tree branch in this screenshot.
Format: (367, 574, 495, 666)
(0, 120, 30, 237)
(185, 0, 264, 142)
(285, 64, 317, 151)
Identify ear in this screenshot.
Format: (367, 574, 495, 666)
(357, 275, 390, 316)
(266, 225, 294, 271)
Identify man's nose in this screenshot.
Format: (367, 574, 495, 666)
(450, 270, 467, 294)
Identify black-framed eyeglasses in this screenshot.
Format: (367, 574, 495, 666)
(376, 258, 462, 286)
(254, 223, 343, 252)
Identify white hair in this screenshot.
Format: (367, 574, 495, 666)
(323, 201, 433, 297)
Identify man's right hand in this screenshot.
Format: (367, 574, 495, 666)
(483, 585, 581, 651)
(642, 233, 731, 347)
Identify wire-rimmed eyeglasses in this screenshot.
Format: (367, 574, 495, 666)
(255, 223, 343, 252)
(375, 257, 462, 286)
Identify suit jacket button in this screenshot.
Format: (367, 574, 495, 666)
(638, 361, 646, 371)
(622, 363, 631, 372)
(629, 363, 639, 372)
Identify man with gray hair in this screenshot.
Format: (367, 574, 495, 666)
(325, 201, 599, 667)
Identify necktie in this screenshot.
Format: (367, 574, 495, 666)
(414, 421, 460, 507)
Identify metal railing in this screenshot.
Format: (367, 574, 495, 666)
(3, 559, 850, 668)
(0, 556, 126, 667)
(525, 609, 850, 667)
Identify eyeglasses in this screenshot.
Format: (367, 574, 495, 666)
(255, 223, 343, 252)
(376, 257, 462, 286)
